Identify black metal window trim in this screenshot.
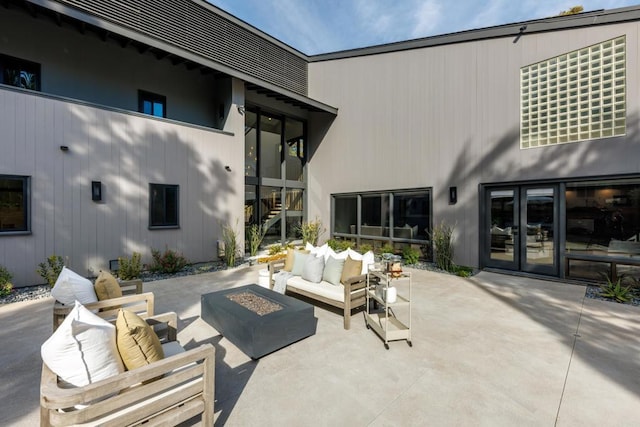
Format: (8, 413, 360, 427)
(0, 53, 41, 91)
(149, 183, 179, 229)
(0, 175, 31, 235)
(138, 90, 167, 118)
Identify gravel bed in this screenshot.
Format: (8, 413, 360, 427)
(2, 259, 639, 307)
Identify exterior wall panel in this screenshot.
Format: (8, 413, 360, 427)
(308, 22, 640, 268)
(0, 88, 244, 286)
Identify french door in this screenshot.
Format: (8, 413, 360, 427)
(484, 185, 559, 275)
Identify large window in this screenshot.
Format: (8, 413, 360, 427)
(149, 184, 179, 228)
(332, 189, 432, 257)
(0, 53, 40, 91)
(139, 90, 166, 118)
(521, 36, 626, 148)
(0, 176, 29, 233)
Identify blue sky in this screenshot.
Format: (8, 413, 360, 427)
(206, 0, 639, 55)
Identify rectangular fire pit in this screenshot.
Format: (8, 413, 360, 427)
(201, 284, 317, 359)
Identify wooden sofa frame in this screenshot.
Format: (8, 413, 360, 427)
(53, 291, 154, 332)
(268, 259, 367, 329)
(41, 311, 215, 427)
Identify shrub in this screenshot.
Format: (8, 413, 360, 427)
(258, 253, 287, 263)
(247, 223, 267, 257)
(117, 252, 142, 280)
(599, 277, 632, 303)
(221, 221, 241, 267)
(327, 239, 351, 252)
(454, 265, 473, 277)
(36, 255, 65, 287)
(430, 222, 455, 272)
(268, 244, 284, 256)
(149, 247, 188, 274)
(402, 246, 421, 265)
(297, 218, 326, 246)
(358, 243, 373, 254)
(0, 265, 13, 297)
(378, 243, 395, 256)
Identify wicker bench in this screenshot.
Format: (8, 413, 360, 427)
(268, 259, 367, 330)
(40, 311, 215, 426)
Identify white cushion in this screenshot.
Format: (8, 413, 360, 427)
(305, 242, 329, 258)
(51, 267, 98, 306)
(347, 249, 375, 274)
(301, 254, 325, 283)
(291, 251, 310, 276)
(324, 246, 349, 263)
(286, 275, 344, 302)
(41, 301, 124, 387)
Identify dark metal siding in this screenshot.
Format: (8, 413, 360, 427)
(52, 0, 308, 95)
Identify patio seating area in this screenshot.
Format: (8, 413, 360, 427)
(2, 265, 640, 426)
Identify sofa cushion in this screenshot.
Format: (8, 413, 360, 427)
(51, 267, 98, 306)
(322, 256, 345, 286)
(116, 309, 164, 371)
(324, 246, 349, 263)
(41, 301, 124, 387)
(283, 248, 309, 272)
(286, 275, 344, 303)
(291, 251, 310, 276)
(347, 249, 375, 274)
(301, 254, 325, 283)
(341, 256, 363, 284)
(305, 242, 329, 258)
(94, 270, 123, 301)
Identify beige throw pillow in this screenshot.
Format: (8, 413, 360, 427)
(115, 309, 164, 372)
(283, 248, 310, 272)
(341, 256, 363, 284)
(94, 270, 123, 301)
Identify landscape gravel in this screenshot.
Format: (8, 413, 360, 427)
(1, 260, 638, 307)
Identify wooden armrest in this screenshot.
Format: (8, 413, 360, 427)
(118, 278, 144, 295)
(41, 343, 215, 418)
(268, 259, 286, 288)
(53, 292, 155, 331)
(343, 274, 366, 286)
(145, 311, 178, 342)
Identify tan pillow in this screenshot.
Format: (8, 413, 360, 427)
(341, 256, 363, 284)
(283, 248, 310, 272)
(115, 309, 164, 372)
(94, 270, 123, 301)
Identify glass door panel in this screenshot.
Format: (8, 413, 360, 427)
(488, 189, 518, 268)
(522, 187, 558, 274)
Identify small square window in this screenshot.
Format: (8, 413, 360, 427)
(0, 176, 30, 233)
(138, 90, 166, 118)
(149, 184, 179, 228)
(0, 54, 40, 91)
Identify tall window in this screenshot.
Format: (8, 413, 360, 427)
(0, 53, 40, 91)
(0, 176, 29, 233)
(149, 184, 179, 228)
(138, 90, 166, 118)
(521, 36, 626, 148)
(332, 189, 432, 257)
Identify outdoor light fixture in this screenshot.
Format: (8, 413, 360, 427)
(449, 186, 457, 205)
(225, 165, 232, 172)
(92, 181, 102, 201)
(60, 145, 69, 152)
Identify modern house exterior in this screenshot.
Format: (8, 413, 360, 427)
(1, 0, 640, 286)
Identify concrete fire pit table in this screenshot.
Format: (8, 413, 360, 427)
(201, 284, 317, 359)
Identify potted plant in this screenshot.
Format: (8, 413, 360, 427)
(116, 252, 143, 294)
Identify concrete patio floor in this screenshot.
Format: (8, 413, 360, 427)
(2, 265, 639, 426)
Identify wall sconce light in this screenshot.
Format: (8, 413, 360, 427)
(60, 145, 69, 152)
(224, 165, 232, 172)
(449, 186, 457, 205)
(91, 181, 102, 201)
(237, 106, 245, 115)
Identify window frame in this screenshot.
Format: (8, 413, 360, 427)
(149, 183, 179, 229)
(0, 53, 41, 91)
(0, 175, 31, 235)
(138, 90, 167, 118)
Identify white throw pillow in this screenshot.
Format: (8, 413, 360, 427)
(324, 246, 350, 263)
(301, 254, 325, 283)
(347, 249, 375, 275)
(305, 242, 328, 258)
(41, 301, 124, 387)
(51, 267, 98, 306)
